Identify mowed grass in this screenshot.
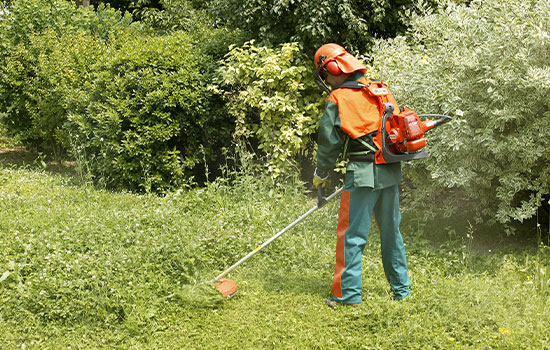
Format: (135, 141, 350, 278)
(0, 166, 549, 349)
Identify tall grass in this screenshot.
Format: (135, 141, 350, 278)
(0, 166, 549, 349)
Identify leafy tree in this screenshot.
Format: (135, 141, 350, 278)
(367, 0, 550, 232)
(0, 0, 238, 192)
(201, 0, 461, 55)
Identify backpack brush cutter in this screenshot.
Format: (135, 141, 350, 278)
(210, 186, 343, 298)
(336, 80, 452, 163)
(379, 102, 452, 163)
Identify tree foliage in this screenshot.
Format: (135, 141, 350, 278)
(130, 0, 245, 60)
(368, 0, 550, 229)
(4, 0, 548, 233)
(202, 0, 456, 55)
(219, 42, 323, 178)
(0, 0, 234, 191)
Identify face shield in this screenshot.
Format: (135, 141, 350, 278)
(314, 54, 332, 95)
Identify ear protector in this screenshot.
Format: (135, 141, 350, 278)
(314, 54, 343, 94)
(325, 60, 342, 76)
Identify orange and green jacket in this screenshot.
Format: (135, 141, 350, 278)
(316, 72, 402, 189)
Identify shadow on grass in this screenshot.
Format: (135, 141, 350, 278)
(402, 208, 541, 255)
(0, 141, 77, 178)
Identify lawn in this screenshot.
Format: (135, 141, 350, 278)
(0, 162, 549, 349)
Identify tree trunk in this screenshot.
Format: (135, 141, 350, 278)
(75, 0, 90, 7)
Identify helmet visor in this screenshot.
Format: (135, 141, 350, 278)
(333, 52, 366, 74)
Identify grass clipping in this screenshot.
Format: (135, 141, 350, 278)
(176, 281, 226, 308)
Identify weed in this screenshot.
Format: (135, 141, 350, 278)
(1, 166, 549, 349)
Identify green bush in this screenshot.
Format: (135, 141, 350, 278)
(0, 0, 135, 154)
(367, 0, 550, 229)
(0, 0, 235, 191)
(219, 41, 323, 178)
(67, 31, 232, 191)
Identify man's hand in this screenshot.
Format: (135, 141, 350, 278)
(313, 168, 329, 188)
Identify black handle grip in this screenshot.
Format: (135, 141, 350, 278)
(418, 114, 453, 127)
(433, 115, 452, 127)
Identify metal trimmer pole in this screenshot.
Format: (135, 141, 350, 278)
(210, 187, 344, 283)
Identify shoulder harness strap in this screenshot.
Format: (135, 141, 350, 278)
(337, 81, 366, 89)
(337, 78, 391, 105)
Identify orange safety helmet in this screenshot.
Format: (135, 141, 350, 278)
(314, 43, 367, 94)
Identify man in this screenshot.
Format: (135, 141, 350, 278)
(312, 43, 411, 307)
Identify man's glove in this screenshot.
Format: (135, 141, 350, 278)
(313, 168, 329, 188)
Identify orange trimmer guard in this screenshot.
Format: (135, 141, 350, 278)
(214, 279, 238, 298)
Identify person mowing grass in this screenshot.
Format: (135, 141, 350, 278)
(312, 43, 411, 307)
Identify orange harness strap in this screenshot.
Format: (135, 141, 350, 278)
(328, 78, 399, 164)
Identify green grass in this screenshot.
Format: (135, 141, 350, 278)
(0, 166, 549, 349)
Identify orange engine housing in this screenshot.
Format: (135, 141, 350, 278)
(386, 109, 431, 153)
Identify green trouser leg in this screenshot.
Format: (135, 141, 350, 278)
(375, 185, 411, 300)
(332, 184, 411, 304)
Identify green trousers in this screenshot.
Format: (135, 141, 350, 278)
(331, 182, 411, 304)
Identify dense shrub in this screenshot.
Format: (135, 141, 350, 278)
(0, 0, 135, 154)
(367, 0, 550, 229)
(67, 31, 232, 191)
(0, 0, 235, 191)
(219, 42, 323, 178)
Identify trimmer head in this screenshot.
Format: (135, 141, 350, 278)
(213, 278, 238, 299)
